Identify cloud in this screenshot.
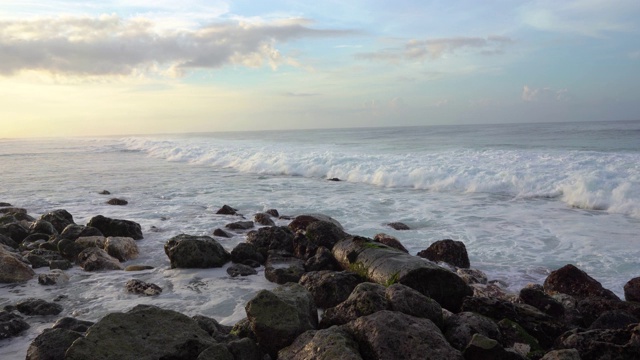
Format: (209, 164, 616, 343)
(355, 36, 514, 62)
(282, 92, 320, 97)
(522, 85, 568, 102)
(0, 15, 354, 77)
(629, 50, 640, 59)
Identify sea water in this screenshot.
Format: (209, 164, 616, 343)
(1, 120, 639, 357)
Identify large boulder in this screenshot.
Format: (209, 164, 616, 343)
(346, 310, 464, 360)
(279, 327, 363, 360)
(543, 264, 619, 301)
(288, 214, 344, 233)
(624, 277, 640, 302)
(299, 270, 365, 309)
(304, 220, 348, 250)
(245, 283, 317, 357)
(29, 220, 58, 236)
(104, 236, 139, 262)
(0, 247, 35, 282)
(555, 325, 640, 360)
(264, 251, 306, 284)
(192, 315, 234, 343)
(0, 311, 30, 339)
(385, 283, 443, 328)
(164, 234, 231, 269)
(417, 239, 470, 268)
(77, 247, 124, 271)
(87, 215, 143, 240)
(65, 305, 216, 360)
(16, 298, 63, 316)
(519, 284, 565, 317)
(246, 226, 294, 257)
(26, 327, 84, 360)
(304, 246, 340, 272)
(230, 242, 264, 265)
(320, 282, 388, 328)
(59, 224, 103, 241)
(40, 209, 75, 234)
(444, 312, 502, 350)
(0, 222, 29, 243)
(462, 333, 525, 360)
(52, 317, 94, 333)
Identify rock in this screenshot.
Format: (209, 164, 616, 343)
(0, 222, 28, 243)
(65, 304, 216, 360)
(304, 221, 348, 250)
(576, 296, 640, 327)
(417, 239, 470, 268)
(40, 209, 75, 233)
(104, 236, 139, 262)
(254, 213, 275, 226)
(327, 177, 341, 181)
(87, 215, 143, 240)
(387, 222, 410, 230)
(624, 277, 640, 302)
(373, 233, 409, 252)
(265, 251, 306, 284)
(519, 283, 565, 317)
(60, 224, 103, 241)
(107, 198, 128, 205)
(164, 234, 231, 269)
(230, 242, 265, 265)
(540, 349, 581, 360)
(589, 310, 638, 330)
(0, 247, 35, 282)
(346, 310, 463, 360)
(38, 270, 70, 285)
(125, 279, 162, 296)
(266, 209, 279, 218)
(289, 214, 344, 233)
(320, 282, 388, 328)
(299, 270, 365, 309)
(292, 231, 317, 259)
(77, 247, 124, 271)
(226, 338, 261, 360)
(225, 220, 254, 230)
(386, 283, 443, 328)
(27, 254, 50, 268)
(29, 220, 58, 236)
(230, 318, 255, 341)
(213, 228, 233, 238)
(227, 263, 258, 277)
(543, 264, 619, 300)
(463, 333, 524, 360)
(246, 226, 294, 257)
(245, 283, 318, 357)
(216, 204, 238, 215)
(196, 343, 234, 360)
(49, 259, 72, 270)
(497, 318, 544, 356)
(444, 311, 502, 350)
(192, 315, 234, 343)
(555, 326, 640, 360)
(26, 327, 84, 360)
(57, 238, 93, 262)
(0, 233, 18, 248)
(0, 311, 30, 339)
(304, 246, 340, 272)
(52, 317, 95, 332)
(279, 327, 363, 360)
(99, 190, 111, 195)
(124, 264, 154, 271)
(0, 202, 11, 207)
(16, 298, 63, 316)
(457, 268, 489, 285)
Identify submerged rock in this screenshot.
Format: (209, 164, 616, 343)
(254, 213, 275, 226)
(386, 222, 410, 230)
(125, 279, 162, 296)
(227, 263, 258, 277)
(16, 298, 63, 316)
(164, 234, 231, 269)
(225, 221, 254, 231)
(106, 198, 128, 205)
(38, 269, 70, 285)
(289, 214, 344, 233)
(216, 204, 238, 215)
(0, 311, 30, 339)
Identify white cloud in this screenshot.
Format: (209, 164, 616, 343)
(522, 85, 568, 102)
(0, 15, 353, 77)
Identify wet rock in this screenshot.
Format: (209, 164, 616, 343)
(497, 318, 543, 358)
(29, 220, 58, 236)
(373, 233, 409, 252)
(104, 236, 139, 262)
(417, 239, 470, 268)
(87, 215, 143, 240)
(125, 279, 162, 296)
(543, 264, 619, 300)
(227, 263, 258, 277)
(216, 204, 238, 215)
(265, 251, 306, 284)
(60, 224, 103, 241)
(304, 221, 348, 250)
(254, 213, 275, 226)
(0, 233, 18, 249)
(346, 310, 463, 360)
(0, 202, 11, 207)
(457, 268, 489, 285)
(124, 264, 154, 271)
(27, 253, 51, 268)
(386, 222, 410, 230)
(40, 209, 75, 234)
(107, 198, 128, 205)
(574, 296, 640, 329)
(288, 214, 344, 233)
(292, 231, 317, 260)
(49, 259, 72, 270)
(0, 222, 29, 243)
(304, 246, 340, 272)
(386, 283, 443, 328)
(164, 234, 231, 269)
(555, 326, 640, 360)
(519, 283, 565, 317)
(230, 318, 255, 341)
(26, 327, 84, 360)
(192, 315, 234, 343)
(320, 282, 388, 328)
(197, 343, 234, 360)
(624, 277, 640, 302)
(279, 326, 363, 360)
(77, 247, 124, 271)
(227, 338, 262, 360)
(57, 238, 93, 262)
(98, 190, 111, 195)
(213, 228, 233, 238)
(299, 270, 365, 309)
(38, 270, 70, 285)
(265, 209, 279, 218)
(52, 317, 94, 333)
(225, 221, 254, 231)
(65, 304, 216, 360)
(463, 333, 524, 360)
(16, 298, 63, 316)
(245, 283, 318, 357)
(589, 310, 638, 330)
(540, 349, 581, 360)
(230, 242, 265, 265)
(0, 247, 35, 282)
(0, 311, 30, 339)
(444, 311, 502, 350)
(246, 226, 294, 257)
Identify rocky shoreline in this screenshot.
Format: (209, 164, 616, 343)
(1, 202, 640, 359)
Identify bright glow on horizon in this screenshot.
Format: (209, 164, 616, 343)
(1, 0, 639, 138)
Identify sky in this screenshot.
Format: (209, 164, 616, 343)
(1, 0, 639, 138)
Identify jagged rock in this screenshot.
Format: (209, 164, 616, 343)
(26, 327, 84, 360)
(40, 209, 75, 233)
(0, 311, 30, 339)
(60, 224, 103, 241)
(230, 242, 265, 265)
(225, 221, 254, 230)
(65, 305, 216, 360)
(125, 279, 162, 296)
(77, 247, 124, 271)
(279, 326, 363, 360)
(373, 233, 409, 252)
(52, 317, 94, 332)
(444, 312, 502, 350)
(29, 220, 58, 236)
(386, 283, 443, 328)
(245, 283, 317, 357)
(589, 310, 638, 330)
(304, 246, 340, 272)
(457, 268, 489, 285)
(265, 251, 306, 284)
(386, 222, 410, 230)
(227, 263, 258, 277)
(543, 264, 619, 300)
(246, 226, 294, 257)
(38, 270, 70, 285)
(304, 221, 348, 250)
(288, 214, 344, 232)
(107, 198, 128, 205)
(192, 315, 234, 343)
(320, 282, 388, 328)
(87, 215, 143, 240)
(576, 296, 640, 327)
(254, 213, 275, 226)
(230, 318, 255, 341)
(0, 222, 28, 243)
(497, 318, 543, 358)
(463, 333, 524, 360)
(265, 209, 279, 218)
(0, 233, 18, 248)
(471, 283, 516, 301)
(540, 349, 581, 360)
(216, 204, 238, 215)
(16, 298, 63, 316)
(0, 247, 35, 282)
(227, 338, 262, 360)
(196, 343, 234, 360)
(164, 234, 231, 269)
(104, 236, 139, 262)
(519, 283, 565, 317)
(417, 239, 470, 268)
(213, 228, 233, 238)
(293, 231, 317, 259)
(555, 325, 640, 360)
(624, 277, 640, 302)
(346, 310, 463, 360)
(124, 265, 154, 271)
(299, 270, 365, 309)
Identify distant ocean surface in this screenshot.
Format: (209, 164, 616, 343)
(1, 120, 639, 357)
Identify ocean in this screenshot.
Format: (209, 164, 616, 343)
(1, 120, 639, 357)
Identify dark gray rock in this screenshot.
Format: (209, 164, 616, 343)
(463, 333, 525, 360)
(196, 343, 233, 360)
(265, 251, 306, 284)
(225, 221, 254, 231)
(104, 236, 139, 262)
(98, 190, 111, 195)
(125, 279, 162, 296)
(457, 268, 489, 285)
(64, 304, 216, 360)
(304, 220, 348, 250)
(386, 222, 410, 230)
(624, 277, 640, 302)
(576, 296, 640, 327)
(16, 298, 63, 316)
(0, 311, 30, 339)
(0, 222, 29, 243)
(288, 214, 343, 233)
(246, 226, 294, 257)
(0, 247, 35, 282)
(124, 265, 154, 271)
(265, 209, 279, 218)
(192, 315, 234, 343)
(0, 202, 11, 207)
(28, 254, 51, 268)
(304, 246, 340, 272)
(519, 283, 565, 317)
(444, 311, 502, 350)
(540, 349, 581, 360)
(254, 213, 275, 226)
(589, 310, 638, 330)
(26, 327, 83, 360)
(543, 264, 619, 301)
(555, 325, 640, 360)
(216, 204, 238, 215)
(60, 224, 103, 241)
(87, 215, 143, 240)
(386, 283, 443, 328)
(29, 220, 58, 236)
(52, 317, 94, 333)
(417, 239, 470, 268)
(373, 233, 409, 252)
(230, 242, 264, 265)
(227, 263, 258, 277)
(320, 282, 388, 328)
(77, 247, 123, 271)
(106, 198, 128, 205)
(38, 270, 69, 285)
(40, 209, 75, 234)
(299, 270, 365, 309)
(497, 318, 544, 358)
(346, 310, 463, 360)
(164, 234, 231, 269)
(227, 338, 262, 360)
(0, 233, 18, 249)
(279, 326, 363, 360)
(213, 228, 233, 238)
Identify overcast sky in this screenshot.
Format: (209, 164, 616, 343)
(1, 0, 639, 137)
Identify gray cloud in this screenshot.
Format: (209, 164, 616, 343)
(0, 15, 354, 76)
